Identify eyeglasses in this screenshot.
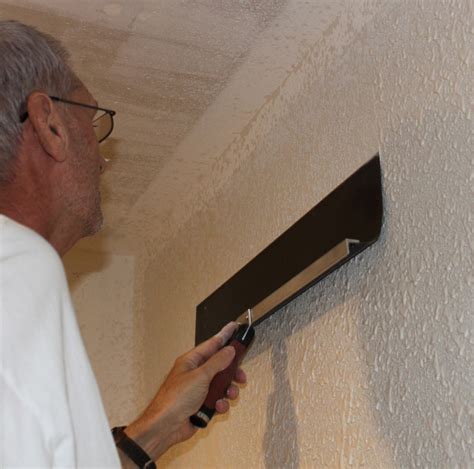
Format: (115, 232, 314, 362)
(19, 96, 116, 143)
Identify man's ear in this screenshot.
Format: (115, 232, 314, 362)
(26, 92, 69, 162)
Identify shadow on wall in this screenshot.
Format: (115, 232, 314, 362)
(248, 212, 389, 467)
(263, 339, 299, 469)
(248, 142, 470, 466)
(242, 158, 390, 467)
(63, 247, 111, 292)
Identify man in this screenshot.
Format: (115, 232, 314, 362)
(0, 20, 246, 467)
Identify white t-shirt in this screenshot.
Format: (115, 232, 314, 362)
(0, 215, 120, 468)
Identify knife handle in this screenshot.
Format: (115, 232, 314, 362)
(190, 324, 255, 428)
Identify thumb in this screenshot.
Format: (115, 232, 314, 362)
(201, 346, 236, 382)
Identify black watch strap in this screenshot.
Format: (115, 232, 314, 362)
(112, 426, 156, 469)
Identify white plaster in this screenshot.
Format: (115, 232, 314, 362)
(103, 4, 123, 17)
(142, 1, 473, 467)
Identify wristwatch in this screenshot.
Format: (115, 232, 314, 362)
(112, 426, 156, 469)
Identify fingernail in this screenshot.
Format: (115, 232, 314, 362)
(215, 322, 238, 345)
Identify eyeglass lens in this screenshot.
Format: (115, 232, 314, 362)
(93, 112, 113, 143)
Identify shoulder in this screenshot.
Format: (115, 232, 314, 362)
(0, 214, 71, 341)
(0, 214, 65, 285)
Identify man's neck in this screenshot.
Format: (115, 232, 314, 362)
(0, 187, 78, 257)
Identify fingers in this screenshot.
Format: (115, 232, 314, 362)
(215, 384, 239, 412)
(200, 346, 235, 381)
(214, 322, 239, 346)
(226, 384, 239, 400)
(208, 383, 241, 416)
(214, 384, 240, 415)
(234, 368, 247, 384)
(215, 399, 230, 414)
(182, 322, 238, 369)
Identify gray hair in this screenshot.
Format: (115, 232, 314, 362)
(0, 20, 79, 181)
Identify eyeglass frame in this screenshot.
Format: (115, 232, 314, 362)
(19, 96, 116, 143)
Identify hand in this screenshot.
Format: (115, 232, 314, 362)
(124, 322, 247, 461)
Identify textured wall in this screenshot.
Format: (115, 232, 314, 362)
(142, 1, 472, 468)
(63, 250, 143, 426)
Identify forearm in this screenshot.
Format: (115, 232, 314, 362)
(113, 415, 173, 468)
(114, 323, 243, 467)
(126, 417, 172, 459)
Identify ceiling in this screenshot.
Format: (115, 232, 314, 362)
(0, 0, 347, 256)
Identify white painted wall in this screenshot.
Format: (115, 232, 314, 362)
(141, 1, 473, 467)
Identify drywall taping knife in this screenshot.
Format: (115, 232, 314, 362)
(190, 309, 255, 428)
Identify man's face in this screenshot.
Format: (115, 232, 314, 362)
(62, 85, 106, 237)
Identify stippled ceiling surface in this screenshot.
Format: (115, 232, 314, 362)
(0, 1, 346, 254)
